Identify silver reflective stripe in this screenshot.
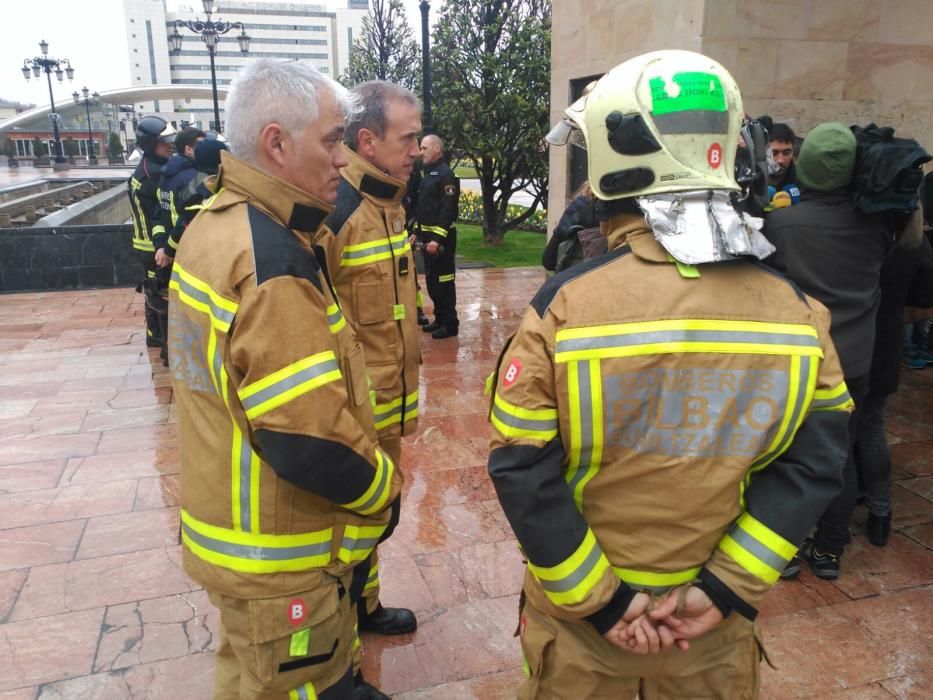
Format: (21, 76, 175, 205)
(354, 457, 389, 514)
(327, 308, 343, 326)
(170, 270, 236, 326)
(729, 526, 788, 571)
(567, 360, 593, 494)
(537, 540, 603, 594)
(491, 403, 558, 433)
(182, 523, 330, 560)
(811, 391, 851, 409)
(753, 356, 811, 469)
(374, 403, 403, 423)
(341, 534, 380, 552)
(653, 110, 729, 135)
(557, 329, 820, 355)
(240, 359, 340, 413)
(295, 685, 311, 700)
(342, 241, 393, 260)
(239, 434, 253, 532)
(211, 341, 223, 395)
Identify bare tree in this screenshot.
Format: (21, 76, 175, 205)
(342, 0, 421, 92)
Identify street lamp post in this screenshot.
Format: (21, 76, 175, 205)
(73, 87, 100, 165)
(419, 1, 433, 134)
(21, 39, 75, 168)
(168, 0, 250, 132)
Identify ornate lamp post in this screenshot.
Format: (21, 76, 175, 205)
(21, 39, 75, 167)
(419, 1, 433, 134)
(72, 87, 100, 165)
(168, 0, 250, 132)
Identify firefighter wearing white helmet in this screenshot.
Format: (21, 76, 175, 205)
(488, 50, 852, 698)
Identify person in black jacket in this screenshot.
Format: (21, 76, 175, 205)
(164, 137, 228, 254)
(857, 224, 933, 547)
(155, 127, 205, 269)
(542, 181, 598, 272)
(416, 134, 460, 339)
(764, 123, 896, 579)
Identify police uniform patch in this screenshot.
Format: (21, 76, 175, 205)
(445, 184, 456, 195)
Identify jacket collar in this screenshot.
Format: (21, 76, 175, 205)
(214, 152, 333, 233)
(422, 157, 447, 174)
(604, 212, 669, 262)
(340, 145, 407, 205)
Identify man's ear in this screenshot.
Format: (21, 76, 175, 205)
(258, 123, 288, 168)
(357, 128, 376, 158)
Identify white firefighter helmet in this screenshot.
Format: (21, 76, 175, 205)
(546, 50, 744, 201)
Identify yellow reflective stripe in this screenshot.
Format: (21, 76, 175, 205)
(731, 512, 797, 563)
(416, 290, 424, 306)
(133, 239, 155, 252)
(353, 624, 361, 652)
(288, 682, 317, 700)
(342, 448, 395, 516)
(364, 565, 379, 591)
(169, 261, 238, 332)
(719, 534, 782, 584)
(555, 319, 823, 363)
(421, 224, 448, 237)
(187, 187, 225, 213)
(811, 381, 854, 411)
(372, 391, 419, 430)
(338, 523, 386, 563)
(613, 566, 701, 593)
(438, 273, 456, 282)
(169, 191, 179, 226)
(167, 235, 179, 250)
(340, 234, 411, 267)
(326, 302, 346, 334)
(527, 529, 611, 606)
(566, 359, 602, 509)
(181, 509, 332, 574)
(237, 351, 341, 420)
(490, 392, 559, 442)
(228, 425, 261, 533)
(565, 361, 583, 492)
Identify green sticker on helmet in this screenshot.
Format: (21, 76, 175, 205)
(649, 72, 727, 115)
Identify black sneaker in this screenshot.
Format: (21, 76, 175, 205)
(780, 555, 801, 579)
(800, 539, 841, 580)
(431, 325, 459, 339)
(422, 320, 441, 333)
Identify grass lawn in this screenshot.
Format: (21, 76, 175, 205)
(453, 164, 478, 179)
(456, 223, 545, 268)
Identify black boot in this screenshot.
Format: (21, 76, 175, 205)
(431, 325, 458, 339)
(358, 603, 417, 635)
(417, 310, 429, 326)
(422, 320, 441, 333)
(866, 512, 892, 547)
(354, 672, 390, 700)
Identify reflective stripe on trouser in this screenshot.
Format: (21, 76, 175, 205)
(137, 250, 161, 341)
(361, 547, 381, 615)
(424, 229, 457, 326)
(207, 581, 355, 699)
(518, 601, 761, 700)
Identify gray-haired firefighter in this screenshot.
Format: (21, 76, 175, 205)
(487, 50, 852, 698)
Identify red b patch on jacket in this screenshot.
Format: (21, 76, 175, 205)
(502, 359, 522, 388)
(287, 599, 307, 626)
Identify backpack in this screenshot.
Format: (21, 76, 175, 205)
(850, 123, 931, 215)
(555, 231, 585, 272)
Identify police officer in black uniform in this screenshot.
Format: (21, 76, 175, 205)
(127, 116, 176, 355)
(416, 134, 460, 339)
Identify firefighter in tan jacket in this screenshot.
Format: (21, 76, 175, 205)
(319, 81, 422, 638)
(168, 60, 397, 700)
(488, 51, 853, 698)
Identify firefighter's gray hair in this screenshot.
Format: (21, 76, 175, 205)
(225, 59, 351, 162)
(344, 80, 422, 151)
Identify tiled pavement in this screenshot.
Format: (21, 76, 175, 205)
(0, 269, 931, 699)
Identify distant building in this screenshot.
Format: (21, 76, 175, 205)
(122, 0, 369, 129)
(0, 99, 36, 121)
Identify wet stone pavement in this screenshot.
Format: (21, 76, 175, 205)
(0, 268, 931, 699)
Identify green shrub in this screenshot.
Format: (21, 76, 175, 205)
(458, 190, 546, 233)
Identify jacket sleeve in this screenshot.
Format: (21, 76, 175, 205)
(230, 273, 398, 517)
(699, 301, 851, 620)
(488, 307, 630, 629)
(154, 182, 172, 252)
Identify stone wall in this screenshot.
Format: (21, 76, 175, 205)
(33, 184, 130, 229)
(548, 0, 933, 232)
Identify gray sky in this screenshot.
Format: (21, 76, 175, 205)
(0, 0, 434, 107)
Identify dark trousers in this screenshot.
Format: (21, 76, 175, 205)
(855, 393, 893, 517)
(136, 250, 162, 342)
(814, 372, 871, 555)
(425, 228, 458, 328)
